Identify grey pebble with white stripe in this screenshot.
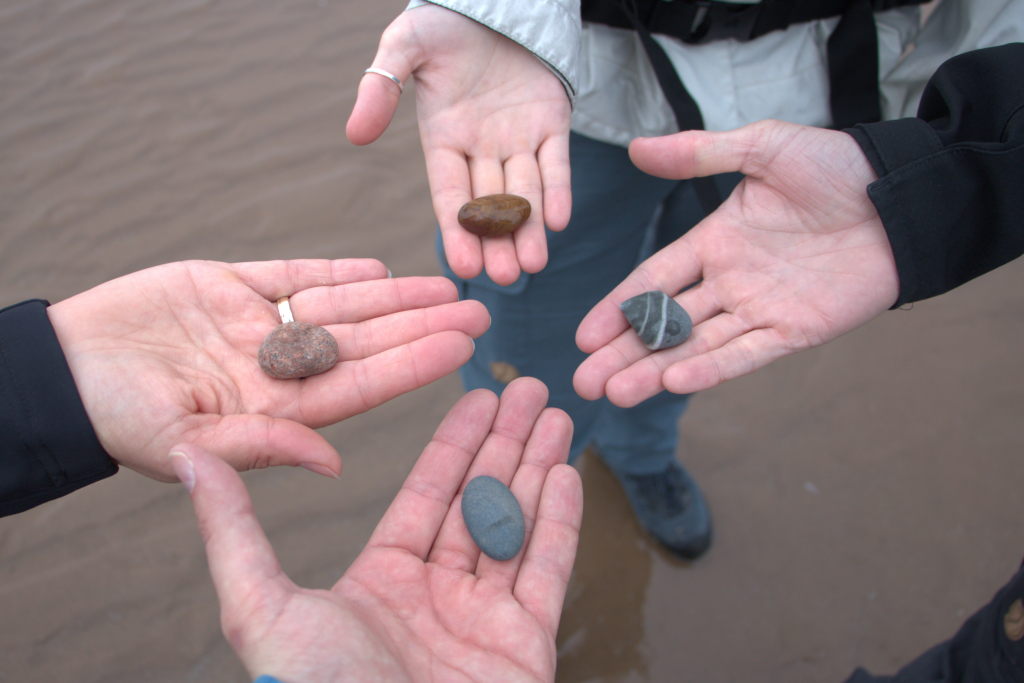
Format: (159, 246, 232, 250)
(620, 290, 693, 350)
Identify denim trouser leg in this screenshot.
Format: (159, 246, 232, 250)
(440, 132, 723, 474)
(590, 163, 742, 474)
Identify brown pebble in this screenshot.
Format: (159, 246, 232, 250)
(457, 194, 531, 237)
(490, 361, 521, 384)
(258, 322, 339, 380)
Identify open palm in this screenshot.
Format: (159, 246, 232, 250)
(177, 377, 582, 682)
(48, 258, 489, 480)
(574, 121, 900, 407)
(347, 4, 572, 285)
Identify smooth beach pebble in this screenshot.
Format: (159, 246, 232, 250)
(258, 321, 339, 379)
(461, 475, 525, 561)
(457, 194, 531, 237)
(620, 290, 693, 350)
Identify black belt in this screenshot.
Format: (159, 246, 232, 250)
(582, 0, 928, 212)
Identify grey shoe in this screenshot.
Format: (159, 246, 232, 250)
(613, 460, 712, 560)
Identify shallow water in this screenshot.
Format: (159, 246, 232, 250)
(2, 2, 1023, 682)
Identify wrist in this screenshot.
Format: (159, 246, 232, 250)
(0, 299, 116, 515)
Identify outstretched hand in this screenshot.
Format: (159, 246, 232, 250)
(347, 4, 572, 285)
(574, 120, 900, 407)
(173, 377, 582, 682)
(48, 259, 489, 480)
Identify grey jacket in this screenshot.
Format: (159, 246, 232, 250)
(407, 0, 1024, 146)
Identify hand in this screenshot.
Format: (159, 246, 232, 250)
(574, 120, 900, 407)
(173, 376, 582, 682)
(47, 259, 489, 480)
(347, 5, 573, 285)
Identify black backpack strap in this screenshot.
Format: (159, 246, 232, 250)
(754, 0, 883, 126)
(611, 1, 725, 214)
(583, 0, 926, 129)
(827, 0, 882, 127)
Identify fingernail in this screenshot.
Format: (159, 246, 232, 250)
(386, 268, 393, 279)
(169, 451, 196, 492)
(300, 462, 339, 479)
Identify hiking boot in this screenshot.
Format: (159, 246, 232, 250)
(612, 460, 712, 560)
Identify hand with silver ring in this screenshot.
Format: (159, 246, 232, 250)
(46, 258, 490, 482)
(347, 4, 572, 286)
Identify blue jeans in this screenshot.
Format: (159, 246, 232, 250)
(439, 132, 739, 475)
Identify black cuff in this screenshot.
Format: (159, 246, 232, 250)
(845, 118, 943, 178)
(845, 562, 1024, 682)
(0, 299, 116, 516)
(845, 121, 947, 309)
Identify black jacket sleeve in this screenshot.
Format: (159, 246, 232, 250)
(0, 299, 117, 516)
(845, 43, 1024, 307)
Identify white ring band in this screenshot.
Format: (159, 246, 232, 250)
(276, 296, 294, 324)
(364, 67, 404, 93)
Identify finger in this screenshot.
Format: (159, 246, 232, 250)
(470, 156, 521, 286)
(663, 326, 793, 395)
(289, 276, 460, 325)
(481, 235, 522, 286)
(231, 259, 390, 302)
(427, 377, 550, 572)
(577, 290, 740, 404)
(513, 463, 583, 637)
(171, 443, 292, 629)
(365, 389, 500, 558)
(346, 71, 406, 146)
(175, 414, 342, 478)
(576, 240, 702, 353)
(331, 300, 490, 361)
(345, 25, 414, 146)
(540, 139, 573, 235)
(477, 407, 573, 586)
(585, 309, 754, 408)
(573, 281, 724, 401)
(538, 133, 572, 232)
(628, 124, 765, 181)
(426, 148, 483, 279)
(504, 152, 548, 275)
(469, 155, 505, 197)
(573, 332, 648, 402)
(297, 329, 477, 426)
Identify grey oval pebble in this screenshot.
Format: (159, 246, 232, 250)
(461, 475, 525, 561)
(620, 290, 693, 350)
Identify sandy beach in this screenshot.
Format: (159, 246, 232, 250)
(2, 2, 1023, 681)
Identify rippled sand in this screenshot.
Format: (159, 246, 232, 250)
(2, 2, 1023, 682)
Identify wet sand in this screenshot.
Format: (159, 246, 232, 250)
(2, 2, 1023, 682)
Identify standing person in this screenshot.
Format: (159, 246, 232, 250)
(575, 43, 1024, 682)
(347, 0, 1024, 559)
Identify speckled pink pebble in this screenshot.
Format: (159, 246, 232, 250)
(258, 321, 339, 379)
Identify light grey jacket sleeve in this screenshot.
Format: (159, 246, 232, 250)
(880, 0, 1024, 118)
(406, 0, 581, 103)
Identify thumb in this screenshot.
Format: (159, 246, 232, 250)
(628, 121, 779, 180)
(170, 444, 292, 630)
(182, 413, 342, 479)
(346, 41, 415, 145)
